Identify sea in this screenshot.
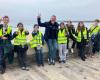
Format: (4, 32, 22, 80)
(12, 22, 94, 35)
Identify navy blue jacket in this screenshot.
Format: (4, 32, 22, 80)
(37, 18, 59, 39)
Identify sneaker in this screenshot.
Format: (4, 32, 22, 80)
(41, 63, 44, 67)
(59, 60, 62, 63)
(21, 67, 26, 70)
(71, 48, 74, 53)
(84, 56, 87, 59)
(0, 69, 5, 74)
(37, 64, 41, 67)
(52, 60, 55, 65)
(25, 67, 29, 71)
(62, 60, 66, 63)
(81, 58, 85, 61)
(48, 59, 52, 65)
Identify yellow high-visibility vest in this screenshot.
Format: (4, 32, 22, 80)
(76, 28, 87, 42)
(58, 29, 67, 44)
(30, 31, 42, 48)
(0, 25, 12, 37)
(90, 25, 100, 36)
(14, 30, 27, 46)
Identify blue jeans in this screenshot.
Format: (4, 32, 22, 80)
(35, 47, 44, 65)
(48, 39, 58, 61)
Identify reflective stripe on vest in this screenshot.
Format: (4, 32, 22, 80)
(76, 28, 87, 42)
(58, 29, 67, 44)
(14, 30, 27, 45)
(90, 25, 100, 36)
(30, 32, 42, 48)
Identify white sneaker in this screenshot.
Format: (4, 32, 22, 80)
(25, 67, 29, 71)
(71, 48, 74, 53)
(21, 67, 26, 70)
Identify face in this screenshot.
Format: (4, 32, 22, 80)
(34, 26, 39, 31)
(94, 21, 99, 26)
(18, 24, 24, 30)
(3, 17, 9, 25)
(79, 22, 84, 28)
(50, 15, 56, 23)
(67, 21, 72, 26)
(60, 23, 65, 29)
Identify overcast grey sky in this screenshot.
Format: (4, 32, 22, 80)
(0, 0, 100, 25)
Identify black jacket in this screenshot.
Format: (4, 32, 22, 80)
(13, 30, 29, 39)
(37, 18, 59, 39)
(0, 24, 12, 44)
(66, 25, 76, 41)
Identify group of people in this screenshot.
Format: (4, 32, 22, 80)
(0, 15, 100, 74)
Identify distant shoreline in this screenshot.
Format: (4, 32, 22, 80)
(58, 21, 94, 23)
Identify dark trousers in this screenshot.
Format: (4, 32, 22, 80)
(72, 41, 76, 48)
(34, 47, 43, 65)
(0, 45, 14, 72)
(92, 43, 99, 54)
(14, 45, 28, 67)
(0, 46, 6, 71)
(3, 43, 14, 64)
(4, 50, 14, 64)
(92, 33, 100, 54)
(77, 42, 86, 59)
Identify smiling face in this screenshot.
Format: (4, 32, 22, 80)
(17, 23, 24, 30)
(79, 21, 84, 28)
(50, 15, 56, 24)
(34, 24, 39, 32)
(3, 16, 9, 25)
(77, 21, 85, 31)
(60, 22, 65, 29)
(94, 20, 99, 27)
(67, 21, 72, 26)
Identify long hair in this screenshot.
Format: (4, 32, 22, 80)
(77, 21, 85, 32)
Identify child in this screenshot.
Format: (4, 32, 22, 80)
(76, 21, 88, 61)
(30, 24, 44, 66)
(0, 16, 13, 74)
(13, 23, 29, 71)
(66, 20, 76, 53)
(58, 22, 68, 63)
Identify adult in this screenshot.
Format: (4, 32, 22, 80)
(37, 14, 59, 65)
(66, 20, 76, 53)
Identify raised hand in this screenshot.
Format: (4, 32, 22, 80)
(15, 31, 19, 35)
(37, 13, 41, 19)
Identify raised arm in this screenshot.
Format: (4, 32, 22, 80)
(37, 14, 47, 27)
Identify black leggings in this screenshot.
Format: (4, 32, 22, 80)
(14, 45, 28, 67)
(77, 42, 86, 59)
